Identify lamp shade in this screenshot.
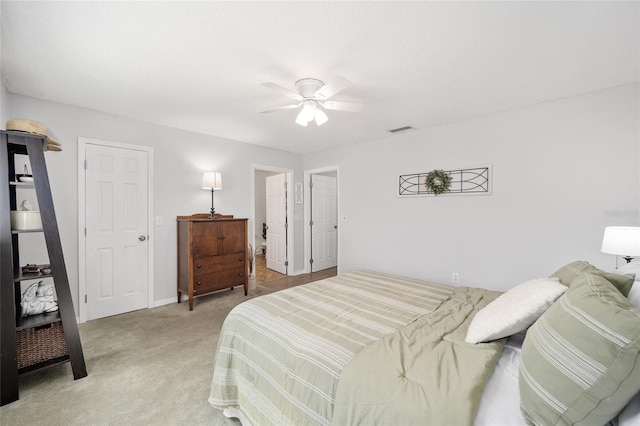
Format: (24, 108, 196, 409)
(202, 172, 222, 190)
(601, 226, 640, 256)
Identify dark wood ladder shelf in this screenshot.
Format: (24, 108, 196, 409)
(1, 130, 87, 406)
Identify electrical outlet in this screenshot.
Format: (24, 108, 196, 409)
(452, 272, 459, 283)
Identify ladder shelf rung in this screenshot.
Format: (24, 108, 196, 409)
(16, 311, 62, 331)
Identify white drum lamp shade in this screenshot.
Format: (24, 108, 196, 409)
(202, 172, 222, 190)
(601, 226, 640, 263)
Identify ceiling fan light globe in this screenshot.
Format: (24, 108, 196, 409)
(314, 109, 328, 126)
(296, 101, 316, 125)
(295, 111, 310, 126)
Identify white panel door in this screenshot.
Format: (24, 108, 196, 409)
(85, 144, 148, 320)
(311, 175, 337, 272)
(266, 173, 287, 274)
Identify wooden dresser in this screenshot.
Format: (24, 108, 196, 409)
(177, 214, 248, 310)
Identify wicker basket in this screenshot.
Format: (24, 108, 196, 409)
(16, 322, 68, 369)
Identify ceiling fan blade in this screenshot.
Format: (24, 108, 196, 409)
(314, 76, 351, 100)
(320, 100, 363, 112)
(260, 103, 302, 114)
(261, 82, 303, 100)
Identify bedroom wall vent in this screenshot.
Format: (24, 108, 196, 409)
(388, 126, 414, 134)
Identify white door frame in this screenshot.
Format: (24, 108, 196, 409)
(250, 164, 294, 275)
(304, 166, 340, 274)
(78, 137, 155, 323)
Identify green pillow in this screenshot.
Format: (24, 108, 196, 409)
(520, 273, 640, 425)
(550, 260, 635, 297)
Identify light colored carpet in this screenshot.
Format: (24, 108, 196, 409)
(0, 285, 273, 426)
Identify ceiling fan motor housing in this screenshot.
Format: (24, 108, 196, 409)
(295, 78, 325, 99)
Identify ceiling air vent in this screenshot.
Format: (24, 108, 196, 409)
(387, 125, 414, 134)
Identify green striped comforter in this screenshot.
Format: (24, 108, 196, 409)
(208, 270, 489, 425)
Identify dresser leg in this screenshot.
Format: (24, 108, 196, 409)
(177, 289, 182, 303)
(189, 297, 194, 311)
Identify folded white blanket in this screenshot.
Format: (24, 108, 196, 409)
(21, 281, 58, 317)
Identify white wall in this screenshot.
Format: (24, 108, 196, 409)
(7, 94, 304, 313)
(0, 82, 7, 130)
(0, 56, 7, 125)
(304, 84, 640, 291)
(0, 5, 4, 125)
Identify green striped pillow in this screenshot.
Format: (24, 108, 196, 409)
(519, 273, 640, 425)
(549, 260, 635, 297)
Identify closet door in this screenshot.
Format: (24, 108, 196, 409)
(265, 173, 287, 274)
(311, 174, 337, 272)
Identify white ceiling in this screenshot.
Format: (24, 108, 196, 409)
(1, 1, 638, 155)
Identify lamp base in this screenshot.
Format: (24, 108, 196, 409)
(208, 189, 218, 219)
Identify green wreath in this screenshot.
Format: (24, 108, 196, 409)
(425, 169, 452, 196)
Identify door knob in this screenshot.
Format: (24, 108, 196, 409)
(138, 235, 147, 241)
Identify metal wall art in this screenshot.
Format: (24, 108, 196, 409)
(398, 165, 492, 197)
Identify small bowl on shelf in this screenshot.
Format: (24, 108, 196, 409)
(10, 211, 42, 230)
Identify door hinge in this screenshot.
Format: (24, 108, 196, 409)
(285, 261, 289, 267)
(309, 220, 313, 226)
(284, 181, 288, 189)
(284, 222, 288, 229)
(84, 228, 87, 236)
(309, 181, 314, 188)
(85, 294, 87, 303)
(310, 258, 314, 264)
(84, 160, 87, 169)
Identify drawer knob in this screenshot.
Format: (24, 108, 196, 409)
(196, 281, 201, 286)
(196, 264, 202, 269)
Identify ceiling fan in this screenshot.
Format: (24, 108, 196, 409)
(260, 76, 362, 126)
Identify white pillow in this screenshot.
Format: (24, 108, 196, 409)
(627, 282, 640, 308)
(465, 278, 567, 344)
(610, 261, 640, 308)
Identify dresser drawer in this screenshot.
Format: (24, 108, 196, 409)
(192, 253, 245, 275)
(193, 267, 246, 294)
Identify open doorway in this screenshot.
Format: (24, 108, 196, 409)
(304, 167, 339, 274)
(251, 165, 294, 283)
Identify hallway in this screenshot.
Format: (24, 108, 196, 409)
(255, 254, 337, 291)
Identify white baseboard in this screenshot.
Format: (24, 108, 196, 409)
(153, 295, 186, 307)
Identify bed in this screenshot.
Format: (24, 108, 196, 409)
(209, 263, 640, 425)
